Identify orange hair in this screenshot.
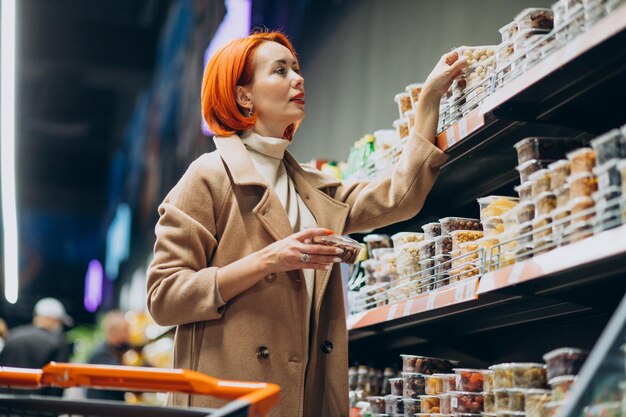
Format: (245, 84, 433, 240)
(201, 31, 300, 140)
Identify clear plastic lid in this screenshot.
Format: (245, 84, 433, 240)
(542, 347, 589, 361)
(394, 92, 411, 103)
(371, 248, 395, 260)
(549, 159, 571, 172)
(401, 371, 428, 377)
(567, 171, 596, 183)
(534, 191, 556, 201)
(528, 168, 551, 182)
(392, 118, 410, 128)
(566, 147, 595, 161)
(548, 375, 577, 385)
(363, 234, 391, 242)
(515, 181, 533, 193)
(477, 195, 519, 205)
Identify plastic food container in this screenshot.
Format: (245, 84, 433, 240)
(364, 234, 392, 252)
(568, 173, 598, 199)
(406, 83, 424, 107)
(543, 347, 588, 380)
(484, 392, 495, 413)
(397, 242, 422, 277)
(548, 160, 571, 191)
(384, 394, 404, 416)
(502, 209, 519, 231)
(392, 232, 425, 248)
(483, 370, 495, 392)
(434, 255, 452, 289)
(494, 388, 510, 411)
(371, 248, 395, 261)
(420, 395, 441, 413)
(450, 391, 485, 413)
(465, 58, 496, 88)
(517, 201, 536, 224)
(312, 234, 363, 263)
(590, 129, 625, 165)
(534, 192, 557, 216)
(394, 92, 413, 117)
(619, 160, 626, 196)
(454, 369, 484, 392)
(368, 396, 387, 413)
(518, 222, 534, 247)
(548, 375, 576, 401)
(569, 196, 595, 224)
(593, 160, 622, 191)
(422, 222, 442, 240)
(425, 374, 445, 395)
(516, 182, 533, 202)
(458, 45, 497, 66)
(435, 235, 453, 255)
(516, 159, 553, 183)
(401, 355, 455, 374)
(514, 8, 554, 30)
(379, 252, 398, 277)
(551, 207, 571, 244)
(402, 371, 427, 398)
(514, 137, 583, 165)
(499, 21, 519, 42)
(438, 373, 457, 393)
(555, 185, 570, 209)
(393, 118, 410, 139)
(524, 389, 552, 417)
(404, 398, 422, 416)
(418, 258, 436, 293)
(529, 170, 552, 199)
(440, 217, 483, 235)
(513, 28, 551, 53)
(496, 41, 516, 69)
(564, 222, 594, 244)
(478, 196, 519, 220)
(583, 402, 622, 417)
(403, 109, 416, 128)
(490, 364, 513, 389)
(567, 147, 596, 174)
(509, 389, 528, 412)
(482, 216, 505, 236)
(419, 240, 436, 260)
(532, 215, 553, 243)
(508, 363, 547, 388)
(552, 0, 567, 28)
(451, 230, 485, 252)
(390, 377, 404, 396)
(439, 393, 452, 413)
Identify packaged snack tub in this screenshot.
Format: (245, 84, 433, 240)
(364, 234, 392, 252)
(384, 394, 404, 416)
(548, 375, 576, 401)
(593, 186, 622, 232)
(419, 240, 436, 260)
(451, 230, 485, 252)
(404, 109, 416, 128)
(393, 118, 410, 139)
(563, 222, 593, 244)
(406, 83, 424, 107)
(534, 192, 557, 216)
(420, 395, 441, 413)
(454, 368, 484, 392)
(496, 41, 516, 68)
(439, 373, 457, 392)
(459, 241, 480, 263)
(450, 391, 485, 413)
(502, 209, 518, 231)
(484, 392, 496, 413)
(543, 347, 588, 380)
(551, 207, 571, 245)
(404, 398, 422, 416)
(434, 254, 452, 288)
(499, 21, 519, 42)
(494, 388, 510, 411)
(552, 0, 567, 28)
(518, 222, 534, 246)
(401, 355, 455, 374)
(371, 248, 395, 260)
(465, 58, 496, 88)
(555, 185, 570, 209)
(312, 234, 363, 263)
(569, 196, 595, 224)
(517, 201, 536, 224)
(532, 215, 553, 242)
(568, 173, 598, 198)
(392, 232, 425, 248)
(440, 217, 483, 235)
(566, 147, 596, 174)
(439, 393, 452, 413)
(402, 371, 427, 398)
(529, 170, 552, 199)
(513, 28, 551, 54)
(483, 370, 495, 392)
(490, 364, 513, 389)
(435, 235, 454, 255)
(509, 363, 547, 388)
(422, 222, 442, 240)
(507, 389, 528, 412)
(389, 377, 404, 396)
(590, 129, 625, 165)
(426, 374, 445, 395)
(418, 258, 436, 293)
(397, 242, 422, 277)
(457, 45, 497, 66)
(516, 160, 554, 183)
(379, 252, 398, 277)
(478, 196, 519, 219)
(394, 92, 413, 117)
(368, 396, 387, 413)
(524, 389, 552, 417)
(514, 137, 584, 165)
(515, 8, 554, 30)
(516, 182, 533, 202)
(593, 160, 622, 191)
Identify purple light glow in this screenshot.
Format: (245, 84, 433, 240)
(201, 0, 252, 136)
(84, 259, 103, 313)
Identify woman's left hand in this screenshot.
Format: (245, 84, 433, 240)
(422, 50, 468, 98)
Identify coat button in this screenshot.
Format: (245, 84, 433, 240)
(257, 346, 270, 359)
(265, 273, 277, 282)
(321, 341, 333, 354)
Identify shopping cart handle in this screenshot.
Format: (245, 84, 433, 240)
(0, 367, 42, 388)
(39, 362, 280, 417)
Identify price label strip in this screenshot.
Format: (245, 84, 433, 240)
(386, 303, 399, 321)
(427, 292, 437, 310)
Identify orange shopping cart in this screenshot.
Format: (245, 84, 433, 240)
(0, 362, 280, 417)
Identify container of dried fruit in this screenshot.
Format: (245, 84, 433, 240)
(391, 232, 425, 249)
(405, 83, 424, 108)
(514, 137, 582, 165)
(450, 391, 485, 413)
(524, 389, 552, 417)
(543, 347, 588, 380)
(593, 186, 622, 233)
(364, 234, 392, 253)
(566, 147, 596, 174)
(499, 21, 519, 42)
(419, 240, 436, 260)
(529, 169, 552, 199)
(515, 181, 533, 202)
(509, 363, 547, 388)
(384, 394, 404, 416)
(367, 396, 386, 413)
(534, 192, 557, 217)
(404, 397, 422, 416)
(478, 196, 519, 220)
(440, 217, 483, 235)
(551, 206, 571, 244)
(396, 242, 422, 278)
(458, 241, 480, 264)
(496, 41, 516, 69)
(569, 196, 595, 224)
(425, 374, 445, 395)
(508, 388, 529, 412)
(484, 392, 496, 413)
(379, 252, 398, 278)
(548, 160, 571, 191)
(563, 222, 593, 244)
(490, 364, 513, 389)
(554, 184, 570, 209)
(454, 369, 485, 392)
(418, 258, 436, 293)
(393, 117, 410, 140)
(394, 92, 412, 118)
(435, 235, 454, 255)
(494, 388, 510, 411)
(482, 370, 495, 392)
(548, 375, 576, 401)
(516, 201, 536, 224)
(422, 222, 443, 240)
(439, 393, 452, 413)
(514, 8, 554, 30)
(400, 355, 455, 374)
(589, 129, 625, 165)
(420, 395, 441, 413)
(401, 371, 426, 398)
(389, 377, 403, 396)
(568, 172, 599, 199)
(437, 373, 457, 393)
(516, 159, 553, 183)
(451, 230, 485, 252)
(434, 254, 452, 288)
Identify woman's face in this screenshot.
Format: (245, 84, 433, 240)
(244, 41, 305, 135)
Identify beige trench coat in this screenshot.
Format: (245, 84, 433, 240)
(147, 131, 448, 417)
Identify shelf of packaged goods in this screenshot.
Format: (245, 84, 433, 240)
(348, 224, 626, 342)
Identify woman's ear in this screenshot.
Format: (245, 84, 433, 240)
(235, 85, 253, 111)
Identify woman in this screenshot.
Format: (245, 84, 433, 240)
(147, 31, 465, 417)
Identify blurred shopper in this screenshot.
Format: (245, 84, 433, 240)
(0, 297, 73, 396)
(148, 30, 464, 416)
(85, 311, 130, 401)
(0, 319, 8, 353)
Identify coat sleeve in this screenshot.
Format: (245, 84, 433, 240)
(147, 159, 227, 326)
(333, 131, 449, 234)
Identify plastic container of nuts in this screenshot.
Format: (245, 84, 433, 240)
(312, 234, 364, 263)
(493, 389, 510, 412)
(391, 232, 425, 248)
(529, 169, 552, 199)
(396, 242, 422, 277)
(401, 371, 426, 398)
(394, 92, 412, 118)
(496, 41, 516, 68)
(465, 58, 496, 88)
(363, 234, 392, 252)
(454, 369, 484, 392)
(513, 28, 551, 53)
(514, 8, 554, 30)
(422, 222, 442, 240)
(420, 395, 441, 413)
(532, 215, 553, 242)
(389, 376, 404, 396)
(568, 172, 598, 198)
(589, 129, 625, 165)
(384, 394, 404, 416)
(419, 240, 436, 260)
(555, 184, 570, 209)
(534, 191, 557, 216)
(514, 137, 583, 165)
(499, 21, 519, 42)
(506, 388, 528, 412)
(367, 396, 386, 413)
(524, 389, 552, 417)
(440, 217, 482, 235)
(457, 45, 497, 66)
(515, 181, 533, 202)
(482, 216, 505, 236)
(478, 196, 519, 220)
(566, 147, 596, 174)
(451, 230, 485, 252)
(517, 201, 536, 224)
(371, 248, 394, 261)
(516, 159, 553, 183)
(400, 354, 455, 374)
(405, 83, 424, 107)
(548, 160, 571, 191)
(509, 363, 547, 388)
(393, 117, 410, 140)
(543, 348, 588, 380)
(404, 397, 422, 416)
(435, 235, 453, 255)
(450, 391, 485, 413)
(439, 393, 452, 413)
(563, 222, 593, 244)
(483, 370, 495, 392)
(548, 375, 576, 401)
(490, 364, 513, 389)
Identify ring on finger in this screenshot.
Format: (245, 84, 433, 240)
(301, 253, 310, 263)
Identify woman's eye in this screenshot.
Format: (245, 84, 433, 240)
(275, 67, 286, 75)
(293, 68, 301, 74)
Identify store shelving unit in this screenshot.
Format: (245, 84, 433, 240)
(348, 4, 626, 374)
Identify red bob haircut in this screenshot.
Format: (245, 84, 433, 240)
(201, 30, 300, 140)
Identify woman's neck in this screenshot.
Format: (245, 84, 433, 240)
(252, 119, 289, 139)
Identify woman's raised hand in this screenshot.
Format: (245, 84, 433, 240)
(259, 228, 345, 273)
(422, 50, 468, 98)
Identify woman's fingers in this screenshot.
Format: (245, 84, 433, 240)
(291, 227, 334, 242)
(301, 254, 342, 265)
(300, 243, 344, 255)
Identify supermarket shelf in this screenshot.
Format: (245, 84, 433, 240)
(348, 224, 626, 343)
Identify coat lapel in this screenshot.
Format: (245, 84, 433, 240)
(213, 135, 294, 241)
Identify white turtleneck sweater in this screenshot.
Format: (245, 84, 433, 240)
(240, 130, 318, 347)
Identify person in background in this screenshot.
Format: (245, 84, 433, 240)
(148, 30, 462, 417)
(85, 310, 131, 401)
(0, 319, 9, 353)
(0, 297, 73, 396)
